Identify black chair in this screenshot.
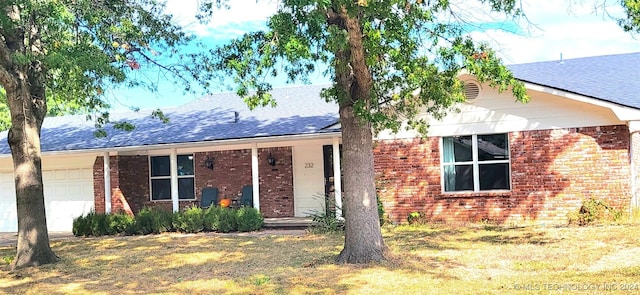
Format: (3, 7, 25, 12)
(201, 187, 219, 208)
(240, 185, 253, 207)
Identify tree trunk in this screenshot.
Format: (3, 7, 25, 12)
(329, 4, 386, 264)
(335, 105, 386, 263)
(0, 4, 58, 270)
(6, 80, 58, 270)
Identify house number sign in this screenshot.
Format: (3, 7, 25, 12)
(305, 163, 314, 168)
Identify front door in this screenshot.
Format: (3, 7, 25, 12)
(292, 145, 325, 217)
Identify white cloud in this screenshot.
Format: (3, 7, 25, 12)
(471, 0, 640, 64)
(164, 0, 278, 37)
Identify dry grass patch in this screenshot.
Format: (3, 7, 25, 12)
(2, 225, 640, 294)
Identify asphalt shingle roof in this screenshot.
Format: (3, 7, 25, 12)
(508, 52, 640, 109)
(0, 84, 339, 154)
(1, 52, 638, 155)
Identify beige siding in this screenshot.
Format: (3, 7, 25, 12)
(378, 84, 623, 140)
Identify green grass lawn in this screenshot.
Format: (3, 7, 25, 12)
(2, 224, 640, 294)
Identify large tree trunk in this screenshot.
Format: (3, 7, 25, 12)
(6, 82, 58, 270)
(1, 3, 58, 270)
(332, 5, 386, 264)
(335, 105, 386, 263)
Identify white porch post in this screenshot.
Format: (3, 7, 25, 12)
(251, 143, 261, 211)
(102, 152, 112, 214)
(170, 148, 179, 212)
(332, 137, 342, 218)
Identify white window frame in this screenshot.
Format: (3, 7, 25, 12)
(440, 133, 511, 193)
(149, 154, 196, 201)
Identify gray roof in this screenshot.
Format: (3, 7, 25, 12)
(0, 84, 339, 154)
(508, 52, 640, 109)
(1, 53, 638, 155)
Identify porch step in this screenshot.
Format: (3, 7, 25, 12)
(263, 217, 313, 229)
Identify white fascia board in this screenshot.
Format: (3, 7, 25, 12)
(523, 82, 640, 121)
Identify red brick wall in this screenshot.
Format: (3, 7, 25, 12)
(94, 155, 153, 215)
(258, 147, 294, 218)
(116, 156, 150, 213)
(195, 150, 252, 202)
(374, 125, 631, 225)
(93, 148, 295, 218)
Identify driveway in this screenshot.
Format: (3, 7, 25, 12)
(0, 232, 75, 247)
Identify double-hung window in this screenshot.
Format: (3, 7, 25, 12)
(442, 134, 510, 192)
(150, 155, 195, 200)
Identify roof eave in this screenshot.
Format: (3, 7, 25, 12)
(522, 81, 640, 121)
(0, 131, 343, 159)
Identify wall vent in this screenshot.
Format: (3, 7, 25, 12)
(463, 81, 481, 102)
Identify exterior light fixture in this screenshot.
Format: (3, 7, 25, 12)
(267, 152, 276, 166)
(204, 157, 214, 170)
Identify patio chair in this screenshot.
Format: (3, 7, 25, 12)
(240, 185, 253, 207)
(201, 187, 219, 208)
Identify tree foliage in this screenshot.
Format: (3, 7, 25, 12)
(619, 0, 640, 32)
(212, 0, 528, 134)
(209, 0, 529, 264)
(0, 0, 220, 269)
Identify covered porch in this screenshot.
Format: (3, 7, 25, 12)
(95, 134, 343, 219)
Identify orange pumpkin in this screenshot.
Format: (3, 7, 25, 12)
(219, 198, 231, 208)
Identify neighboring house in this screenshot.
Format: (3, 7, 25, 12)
(0, 53, 639, 231)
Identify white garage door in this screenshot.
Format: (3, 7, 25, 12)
(0, 173, 18, 232)
(0, 168, 94, 232)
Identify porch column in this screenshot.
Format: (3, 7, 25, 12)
(332, 137, 342, 218)
(170, 148, 179, 212)
(251, 143, 261, 211)
(103, 152, 112, 214)
(629, 121, 640, 211)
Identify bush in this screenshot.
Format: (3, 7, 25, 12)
(377, 196, 387, 226)
(309, 198, 344, 234)
(203, 206, 223, 232)
(73, 212, 93, 236)
(72, 212, 135, 236)
(308, 194, 344, 234)
(217, 208, 238, 233)
(108, 213, 135, 235)
(174, 206, 205, 233)
(134, 207, 175, 235)
(407, 211, 429, 225)
(236, 207, 264, 232)
(568, 198, 623, 226)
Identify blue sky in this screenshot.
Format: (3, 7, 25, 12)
(109, 0, 640, 111)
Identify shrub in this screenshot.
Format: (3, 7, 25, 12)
(309, 197, 344, 234)
(72, 212, 134, 236)
(135, 207, 175, 234)
(203, 206, 224, 232)
(174, 206, 205, 233)
(407, 211, 429, 225)
(217, 208, 238, 233)
(108, 213, 135, 235)
(377, 196, 387, 226)
(73, 212, 93, 236)
(236, 207, 264, 232)
(568, 198, 623, 226)
(308, 194, 344, 234)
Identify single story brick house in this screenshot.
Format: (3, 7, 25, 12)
(1, 52, 639, 231)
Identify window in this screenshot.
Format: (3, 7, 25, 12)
(150, 155, 195, 200)
(442, 134, 510, 192)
